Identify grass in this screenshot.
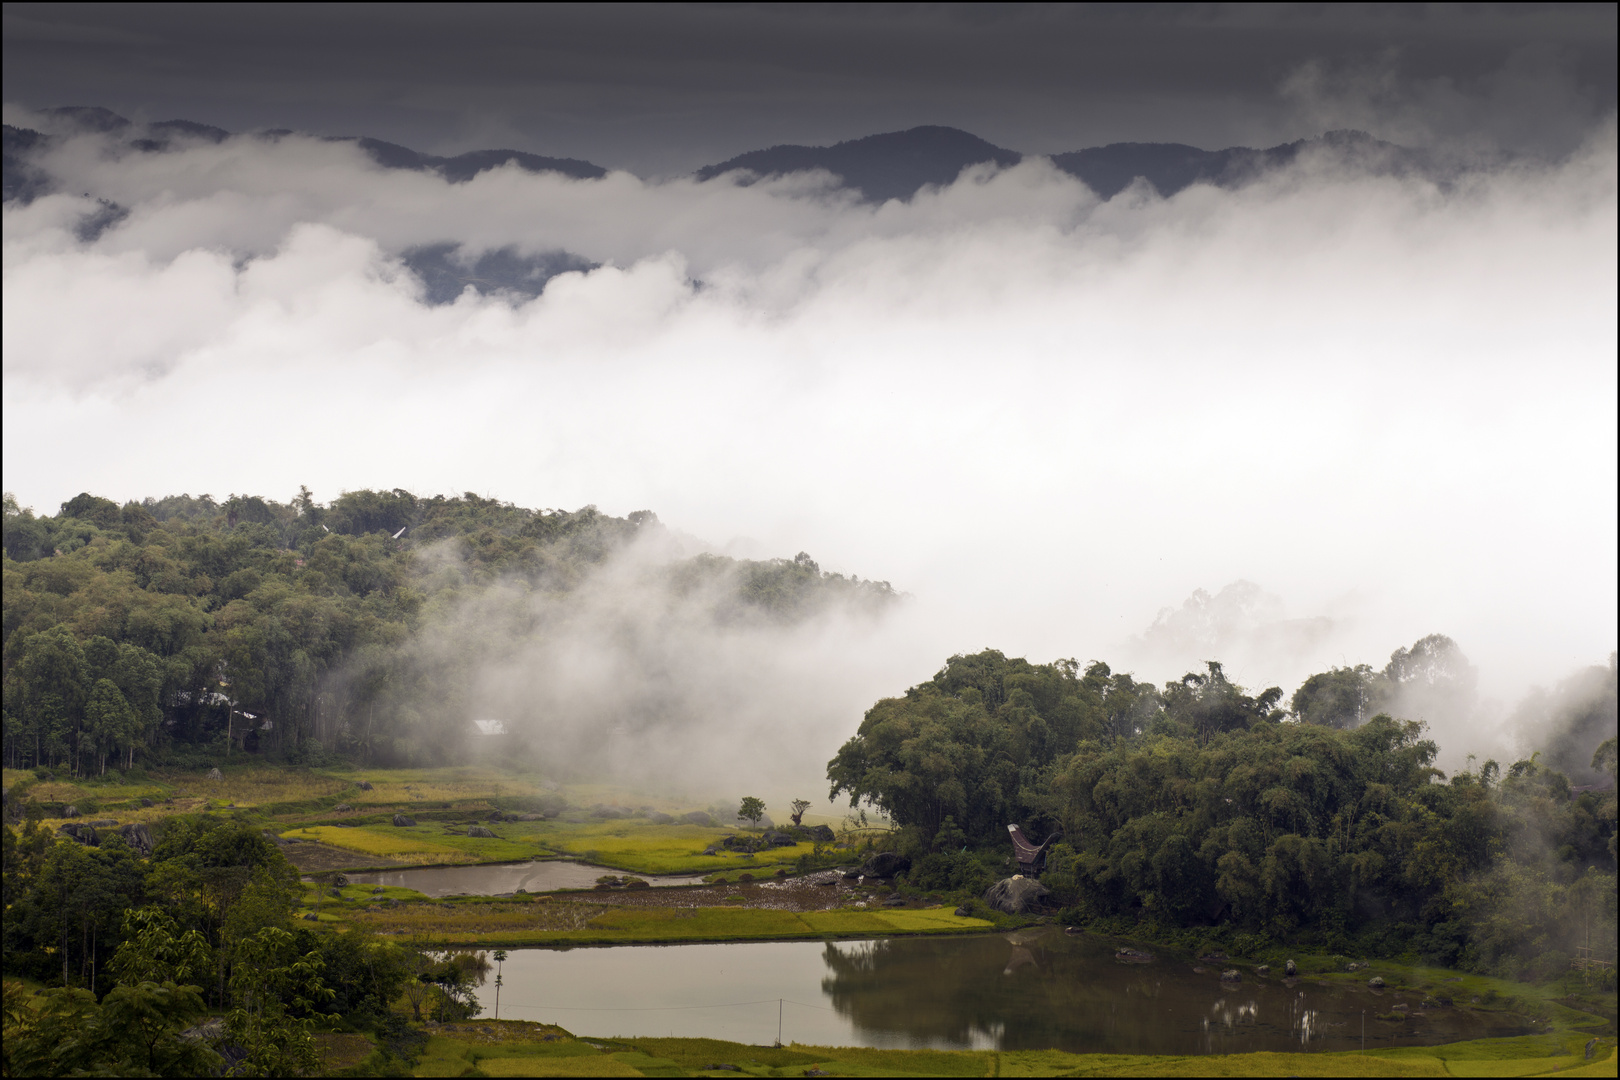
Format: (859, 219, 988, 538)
(338, 898, 992, 946)
(395, 1023, 1619, 1078)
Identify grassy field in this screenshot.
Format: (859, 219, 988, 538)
(7, 764, 849, 878)
(316, 890, 991, 946)
(392, 1021, 1617, 1078)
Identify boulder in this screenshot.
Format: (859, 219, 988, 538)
(119, 822, 155, 855)
(486, 809, 504, 822)
(955, 906, 972, 917)
(140, 798, 155, 808)
(303, 913, 319, 921)
(356, 781, 374, 791)
(804, 824, 836, 842)
(1285, 959, 1298, 977)
(58, 823, 99, 846)
(467, 826, 497, 838)
(1368, 976, 1386, 989)
(647, 811, 676, 825)
(702, 846, 719, 856)
(1587, 1038, 1599, 1060)
(982, 876, 1050, 915)
(860, 852, 911, 878)
(1220, 969, 1242, 983)
(881, 895, 907, 907)
(333, 804, 352, 813)
(64, 805, 81, 818)
(590, 805, 629, 819)
(392, 814, 417, 827)
(206, 768, 223, 781)
(1115, 948, 1155, 964)
(1256, 965, 1270, 976)
(762, 830, 798, 848)
(682, 810, 716, 826)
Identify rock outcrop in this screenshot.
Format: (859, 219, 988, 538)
(467, 826, 497, 838)
(982, 876, 1050, 914)
(392, 814, 416, 827)
(206, 768, 223, 781)
(860, 852, 912, 878)
(119, 822, 155, 854)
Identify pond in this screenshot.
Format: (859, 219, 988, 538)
(479, 927, 1530, 1053)
(341, 860, 710, 897)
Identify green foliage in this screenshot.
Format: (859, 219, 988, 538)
(3, 488, 897, 772)
(2, 977, 218, 1077)
(835, 647, 1618, 980)
(737, 795, 765, 828)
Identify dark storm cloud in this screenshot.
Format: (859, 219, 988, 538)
(4, 3, 1615, 172)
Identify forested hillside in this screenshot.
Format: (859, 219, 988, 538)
(830, 649, 1617, 980)
(2, 489, 896, 772)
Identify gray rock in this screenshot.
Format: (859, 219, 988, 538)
(860, 852, 912, 878)
(1220, 969, 1242, 983)
(648, 811, 676, 825)
(1368, 976, 1386, 988)
(1285, 959, 1298, 977)
(882, 895, 907, 907)
(119, 822, 155, 855)
(467, 826, 497, 838)
(356, 780, 374, 791)
(58, 822, 99, 846)
(333, 804, 352, 812)
(392, 814, 417, 827)
(954, 905, 972, 917)
(681, 810, 716, 826)
(982, 876, 1050, 915)
(486, 809, 504, 822)
(702, 846, 719, 856)
(761, 830, 799, 848)
(64, 805, 81, 818)
(206, 768, 223, 781)
(1587, 1038, 1599, 1060)
(804, 824, 836, 842)
(140, 797, 155, 807)
(1256, 965, 1270, 976)
(303, 913, 319, 920)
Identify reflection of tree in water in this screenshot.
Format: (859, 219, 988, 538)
(818, 932, 1175, 1052)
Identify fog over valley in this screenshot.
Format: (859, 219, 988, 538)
(3, 69, 1616, 788)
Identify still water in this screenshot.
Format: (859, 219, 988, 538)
(482, 928, 1528, 1053)
(343, 860, 709, 896)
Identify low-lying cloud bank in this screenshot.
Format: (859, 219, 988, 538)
(3, 113, 1615, 777)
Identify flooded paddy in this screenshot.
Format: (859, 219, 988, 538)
(482, 927, 1532, 1053)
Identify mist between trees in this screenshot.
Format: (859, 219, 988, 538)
(1, 484, 1615, 986)
(2, 487, 896, 780)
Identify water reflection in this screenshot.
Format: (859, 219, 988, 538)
(485, 928, 1531, 1053)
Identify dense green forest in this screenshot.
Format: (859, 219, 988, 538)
(1, 809, 474, 1075)
(829, 647, 1618, 981)
(2, 488, 896, 773)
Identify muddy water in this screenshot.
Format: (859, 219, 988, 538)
(483, 927, 1530, 1053)
(341, 860, 709, 896)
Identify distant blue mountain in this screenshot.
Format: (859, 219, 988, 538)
(694, 125, 1022, 203)
(692, 125, 1415, 202)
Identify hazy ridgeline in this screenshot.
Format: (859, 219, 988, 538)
(3, 487, 1611, 792)
(3, 111, 1614, 729)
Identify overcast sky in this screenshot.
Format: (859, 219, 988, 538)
(3, 5, 1616, 777)
(4, 3, 1616, 172)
